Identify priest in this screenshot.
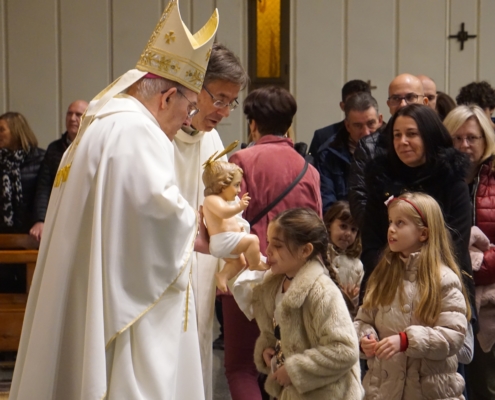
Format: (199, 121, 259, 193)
(9, 1, 219, 399)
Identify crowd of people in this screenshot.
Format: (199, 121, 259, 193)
(2, 1, 495, 399)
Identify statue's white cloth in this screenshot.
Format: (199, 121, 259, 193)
(9, 95, 204, 400)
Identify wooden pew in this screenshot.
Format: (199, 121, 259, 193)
(0, 234, 39, 352)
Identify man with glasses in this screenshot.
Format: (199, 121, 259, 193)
(349, 73, 427, 228)
(173, 42, 249, 400)
(417, 75, 437, 112)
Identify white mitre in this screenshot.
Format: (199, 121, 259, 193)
(54, 0, 219, 187)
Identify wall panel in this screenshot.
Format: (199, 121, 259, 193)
(398, 0, 447, 92)
(7, 0, 58, 147)
(59, 0, 110, 122)
(448, 0, 477, 95)
(293, 0, 344, 146)
(348, 0, 395, 117)
(479, 0, 495, 83)
(215, 0, 247, 146)
(112, 0, 162, 79)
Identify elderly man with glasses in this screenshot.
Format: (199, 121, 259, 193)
(348, 73, 428, 229)
(173, 42, 249, 400)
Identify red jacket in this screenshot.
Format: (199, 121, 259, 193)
(229, 135, 322, 254)
(474, 158, 495, 285)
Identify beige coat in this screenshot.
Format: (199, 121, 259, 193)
(354, 254, 467, 400)
(253, 260, 364, 400)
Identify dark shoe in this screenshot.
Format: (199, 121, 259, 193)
(212, 336, 224, 351)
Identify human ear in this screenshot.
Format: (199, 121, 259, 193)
(300, 243, 314, 259)
(160, 87, 177, 109)
(422, 96, 429, 106)
(419, 227, 429, 242)
(339, 101, 345, 112)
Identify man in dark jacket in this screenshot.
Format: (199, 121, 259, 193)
(309, 79, 371, 168)
(317, 92, 383, 214)
(30, 100, 88, 240)
(348, 73, 428, 229)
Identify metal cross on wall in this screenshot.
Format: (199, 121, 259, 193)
(449, 23, 477, 51)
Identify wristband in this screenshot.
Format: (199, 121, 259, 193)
(399, 331, 408, 352)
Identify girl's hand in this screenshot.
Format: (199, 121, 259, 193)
(272, 365, 292, 387)
(262, 347, 276, 367)
(375, 334, 401, 360)
(342, 284, 360, 299)
(360, 334, 378, 357)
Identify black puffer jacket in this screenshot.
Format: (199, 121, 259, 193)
(348, 125, 388, 230)
(33, 133, 70, 222)
(360, 147, 476, 318)
(0, 146, 45, 233)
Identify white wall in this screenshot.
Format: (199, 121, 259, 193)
(0, 0, 494, 149)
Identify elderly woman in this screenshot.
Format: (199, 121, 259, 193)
(361, 104, 475, 313)
(0, 112, 45, 292)
(444, 105, 495, 400)
(222, 86, 322, 400)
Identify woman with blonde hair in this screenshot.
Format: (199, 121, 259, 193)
(355, 192, 471, 399)
(0, 112, 45, 291)
(444, 104, 495, 399)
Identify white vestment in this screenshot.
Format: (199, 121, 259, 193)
(10, 95, 204, 400)
(173, 128, 224, 400)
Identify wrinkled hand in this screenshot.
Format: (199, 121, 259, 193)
(271, 365, 291, 387)
(375, 334, 401, 360)
(262, 347, 276, 368)
(360, 334, 378, 357)
(239, 192, 250, 210)
(341, 283, 359, 300)
(29, 221, 44, 242)
(194, 206, 210, 254)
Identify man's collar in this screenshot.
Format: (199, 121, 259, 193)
(181, 124, 200, 136)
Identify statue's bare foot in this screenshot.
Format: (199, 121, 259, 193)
(215, 272, 229, 293)
(249, 260, 269, 271)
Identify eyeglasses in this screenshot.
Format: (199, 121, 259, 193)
(203, 86, 239, 111)
(425, 94, 437, 102)
(388, 93, 424, 106)
(161, 88, 199, 118)
(452, 135, 484, 145)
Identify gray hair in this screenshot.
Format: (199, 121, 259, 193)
(203, 43, 249, 89)
(126, 77, 188, 101)
(344, 92, 379, 118)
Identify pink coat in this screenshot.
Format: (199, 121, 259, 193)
(229, 135, 322, 254)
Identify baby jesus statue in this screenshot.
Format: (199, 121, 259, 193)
(202, 144, 267, 292)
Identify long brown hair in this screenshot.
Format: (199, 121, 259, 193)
(362, 192, 471, 326)
(323, 201, 362, 258)
(270, 208, 339, 286)
(0, 112, 38, 151)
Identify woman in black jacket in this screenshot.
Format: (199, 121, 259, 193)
(360, 104, 475, 312)
(0, 112, 45, 291)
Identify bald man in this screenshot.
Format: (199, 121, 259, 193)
(417, 74, 437, 111)
(30, 100, 88, 240)
(348, 73, 427, 228)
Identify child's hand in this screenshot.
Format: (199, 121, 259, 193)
(375, 334, 401, 360)
(262, 347, 276, 367)
(342, 284, 360, 299)
(239, 193, 250, 210)
(360, 334, 378, 357)
(272, 365, 291, 387)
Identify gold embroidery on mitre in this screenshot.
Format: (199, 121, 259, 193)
(164, 31, 176, 44)
(135, 0, 219, 93)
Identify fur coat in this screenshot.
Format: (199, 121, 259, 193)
(252, 259, 364, 400)
(354, 253, 467, 400)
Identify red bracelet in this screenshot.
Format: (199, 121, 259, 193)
(399, 332, 408, 352)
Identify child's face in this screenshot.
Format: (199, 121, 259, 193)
(388, 206, 427, 257)
(329, 218, 358, 251)
(221, 170, 242, 201)
(266, 223, 308, 276)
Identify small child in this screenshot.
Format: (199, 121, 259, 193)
(253, 208, 363, 399)
(355, 192, 471, 399)
(202, 159, 265, 292)
(324, 201, 363, 316)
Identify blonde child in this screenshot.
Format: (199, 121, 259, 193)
(202, 159, 265, 292)
(354, 192, 471, 399)
(253, 208, 363, 400)
(324, 201, 363, 316)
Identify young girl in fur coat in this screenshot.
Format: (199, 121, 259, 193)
(355, 192, 471, 400)
(324, 201, 363, 317)
(253, 208, 364, 400)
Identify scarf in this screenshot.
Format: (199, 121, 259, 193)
(0, 148, 28, 228)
